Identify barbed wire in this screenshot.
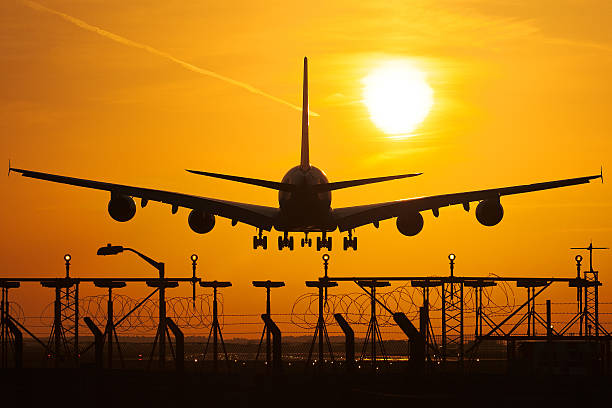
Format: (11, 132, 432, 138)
(291, 277, 517, 329)
(39, 294, 216, 332)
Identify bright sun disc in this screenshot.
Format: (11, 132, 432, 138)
(363, 61, 434, 136)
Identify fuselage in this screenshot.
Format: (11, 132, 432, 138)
(277, 165, 334, 231)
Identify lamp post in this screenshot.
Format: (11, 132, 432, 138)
(97, 243, 169, 368)
(191, 254, 198, 306)
(97, 244, 165, 278)
(64, 254, 71, 278)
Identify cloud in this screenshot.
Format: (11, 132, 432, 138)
(19, 0, 319, 116)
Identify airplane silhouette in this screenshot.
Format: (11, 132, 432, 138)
(9, 58, 603, 251)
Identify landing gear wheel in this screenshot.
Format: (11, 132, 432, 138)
(327, 237, 332, 251)
(278, 236, 283, 250)
(316, 237, 322, 251)
(352, 237, 357, 250)
(262, 236, 268, 249)
(289, 236, 294, 250)
(308, 238, 312, 247)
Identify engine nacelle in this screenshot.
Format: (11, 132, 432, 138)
(108, 194, 136, 222)
(475, 199, 504, 226)
(396, 212, 424, 236)
(188, 209, 215, 234)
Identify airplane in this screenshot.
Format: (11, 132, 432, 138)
(9, 58, 603, 252)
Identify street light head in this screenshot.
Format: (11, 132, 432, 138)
(64, 254, 71, 262)
(575, 255, 583, 263)
(191, 254, 198, 262)
(97, 243, 124, 256)
(449, 253, 456, 261)
(322, 254, 330, 262)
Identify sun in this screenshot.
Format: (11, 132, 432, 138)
(362, 61, 434, 136)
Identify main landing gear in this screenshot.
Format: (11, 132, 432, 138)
(301, 233, 312, 248)
(253, 229, 267, 250)
(316, 232, 332, 251)
(343, 230, 357, 251)
(278, 231, 294, 250)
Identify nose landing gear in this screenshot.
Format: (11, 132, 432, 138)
(277, 232, 294, 250)
(316, 232, 332, 251)
(343, 230, 357, 251)
(253, 229, 268, 250)
(301, 233, 312, 248)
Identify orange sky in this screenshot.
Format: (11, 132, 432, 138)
(1, 0, 611, 336)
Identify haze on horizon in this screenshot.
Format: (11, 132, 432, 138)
(0, 0, 610, 330)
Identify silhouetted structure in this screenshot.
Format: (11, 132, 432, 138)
(0, 281, 22, 369)
(252, 280, 285, 366)
(358, 280, 390, 368)
(305, 279, 337, 367)
(200, 280, 232, 372)
(93, 280, 126, 368)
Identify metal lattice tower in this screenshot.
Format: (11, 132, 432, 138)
(441, 254, 463, 362)
(61, 283, 79, 357)
(572, 243, 608, 336)
(41, 255, 79, 365)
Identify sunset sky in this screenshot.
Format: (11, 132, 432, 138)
(1, 0, 611, 335)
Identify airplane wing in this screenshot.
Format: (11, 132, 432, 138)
(9, 168, 279, 230)
(333, 173, 602, 231)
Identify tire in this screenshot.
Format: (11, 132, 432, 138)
(263, 236, 268, 250)
(316, 237, 321, 251)
(353, 237, 357, 251)
(253, 236, 258, 249)
(278, 236, 283, 250)
(289, 236, 294, 250)
(308, 238, 312, 247)
(343, 237, 348, 251)
(301, 238, 305, 247)
(327, 237, 332, 251)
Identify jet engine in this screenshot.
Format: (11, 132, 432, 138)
(475, 199, 504, 226)
(188, 209, 215, 234)
(108, 194, 136, 222)
(396, 212, 424, 236)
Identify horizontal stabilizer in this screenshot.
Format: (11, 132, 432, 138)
(312, 173, 422, 192)
(186, 169, 296, 192)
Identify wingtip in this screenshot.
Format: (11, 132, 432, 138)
(601, 166, 604, 184)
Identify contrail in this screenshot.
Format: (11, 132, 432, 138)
(20, 0, 317, 115)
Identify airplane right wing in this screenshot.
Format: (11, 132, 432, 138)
(333, 173, 602, 232)
(9, 167, 279, 230)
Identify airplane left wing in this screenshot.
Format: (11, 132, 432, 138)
(9, 168, 279, 230)
(333, 173, 602, 231)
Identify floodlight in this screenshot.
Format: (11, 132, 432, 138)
(191, 254, 198, 262)
(97, 243, 124, 256)
(64, 254, 71, 262)
(449, 253, 456, 261)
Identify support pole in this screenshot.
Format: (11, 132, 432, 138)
(393, 312, 424, 372)
(200, 280, 232, 372)
(305, 280, 337, 367)
(261, 314, 281, 370)
(146, 279, 179, 370)
(252, 280, 285, 367)
(166, 318, 184, 372)
(84, 317, 104, 369)
(546, 300, 552, 338)
(6, 318, 22, 369)
(334, 313, 354, 370)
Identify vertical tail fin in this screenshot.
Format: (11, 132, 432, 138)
(300, 57, 310, 171)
